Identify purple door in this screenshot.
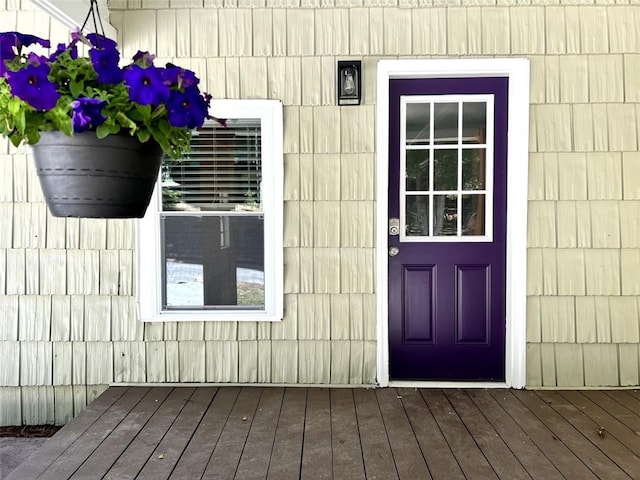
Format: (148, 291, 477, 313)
(388, 77, 508, 381)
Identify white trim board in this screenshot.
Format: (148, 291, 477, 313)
(29, 0, 118, 38)
(375, 58, 530, 389)
(389, 381, 509, 389)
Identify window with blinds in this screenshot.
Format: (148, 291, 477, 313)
(137, 99, 283, 322)
(160, 119, 265, 310)
(162, 119, 262, 212)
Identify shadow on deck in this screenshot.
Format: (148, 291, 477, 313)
(6, 386, 640, 479)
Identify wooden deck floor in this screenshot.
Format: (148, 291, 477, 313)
(7, 386, 640, 479)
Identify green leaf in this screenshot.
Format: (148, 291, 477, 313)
(14, 110, 26, 134)
(25, 130, 41, 145)
(115, 111, 137, 130)
(137, 129, 151, 143)
(58, 122, 73, 137)
(158, 119, 171, 135)
(8, 98, 21, 115)
(70, 80, 84, 98)
(96, 124, 110, 139)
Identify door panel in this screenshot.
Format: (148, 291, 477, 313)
(456, 265, 489, 343)
(388, 77, 508, 381)
(402, 266, 435, 343)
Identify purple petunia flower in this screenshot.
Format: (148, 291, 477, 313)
(26, 52, 48, 67)
(89, 47, 123, 84)
(132, 51, 155, 67)
(0, 32, 50, 52)
(49, 42, 77, 62)
(167, 87, 208, 129)
(163, 64, 199, 89)
(86, 33, 117, 50)
(6, 63, 59, 110)
(1, 31, 50, 76)
(70, 29, 82, 42)
(124, 65, 170, 106)
(0, 37, 16, 72)
(71, 97, 107, 133)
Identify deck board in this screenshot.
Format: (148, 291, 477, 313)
(515, 390, 632, 480)
(354, 388, 399, 479)
(466, 389, 563, 480)
(606, 391, 640, 418)
(234, 388, 284, 480)
(560, 391, 640, 458)
(7, 387, 640, 480)
(170, 386, 241, 479)
(330, 389, 366, 480)
(300, 388, 332, 480)
(201, 387, 263, 479)
(582, 391, 640, 437)
(137, 387, 217, 480)
(536, 391, 640, 479)
(443, 389, 531, 480)
(8, 386, 129, 479)
(489, 390, 599, 479)
(376, 388, 431, 480)
(399, 388, 465, 479)
(103, 387, 197, 480)
(266, 388, 306, 480)
(70, 387, 173, 480)
(422, 389, 498, 479)
(40, 387, 151, 480)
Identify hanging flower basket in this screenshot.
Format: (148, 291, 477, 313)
(0, 1, 217, 218)
(32, 131, 163, 218)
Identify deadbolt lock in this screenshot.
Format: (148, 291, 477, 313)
(389, 218, 400, 236)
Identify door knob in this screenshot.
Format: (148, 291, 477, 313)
(389, 246, 400, 257)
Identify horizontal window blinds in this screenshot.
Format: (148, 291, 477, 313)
(162, 118, 262, 212)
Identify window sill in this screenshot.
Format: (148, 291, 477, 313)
(139, 310, 283, 323)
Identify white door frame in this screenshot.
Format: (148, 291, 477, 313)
(376, 58, 530, 388)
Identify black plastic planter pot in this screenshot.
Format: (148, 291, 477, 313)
(31, 131, 164, 218)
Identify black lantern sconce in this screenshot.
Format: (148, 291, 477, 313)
(337, 60, 362, 106)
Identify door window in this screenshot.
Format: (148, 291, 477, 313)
(401, 95, 494, 242)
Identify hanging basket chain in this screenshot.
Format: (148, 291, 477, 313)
(80, 0, 106, 38)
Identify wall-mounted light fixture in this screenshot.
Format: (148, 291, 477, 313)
(337, 60, 362, 106)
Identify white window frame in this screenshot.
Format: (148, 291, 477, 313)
(400, 94, 495, 243)
(136, 99, 283, 322)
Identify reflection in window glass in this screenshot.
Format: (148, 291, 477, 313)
(162, 215, 265, 309)
(433, 195, 457, 236)
(462, 102, 487, 144)
(433, 149, 458, 192)
(462, 195, 485, 236)
(462, 149, 486, 190)
(406, 150, 430, 192)
(433, 103, 458, 145)
(405, 195, 430, 236)
(406, 103, 431, 145)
